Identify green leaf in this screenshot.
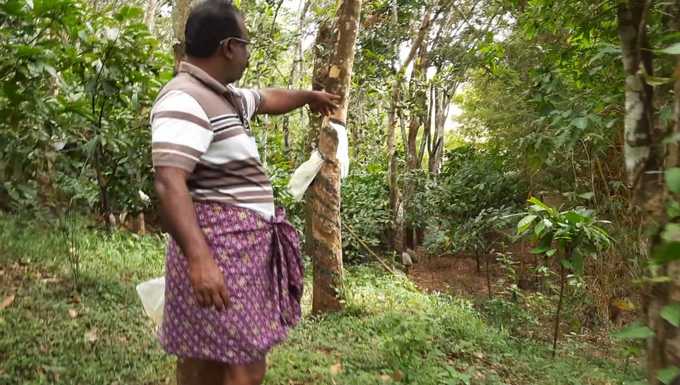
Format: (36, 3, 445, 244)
(570, 253, 584, 274)
(546, 248, 557, 257)
(0, 0, 26, 16)
(661, 304, 680, 327)
(531, 245, 550, 254)
(645, 75, 673, 87)
(527, 197, 552, 212)
(666, 168, 680, 193)
(612, 323, 654, 340)
(571, 117, 588, 130)
(662, 224, 680, 243)
(668, 201, 680, 220)
(517, 214, 537, 234)
(534, 220, 546, 237)
(658, 366, 680, 385)
(653, 242, 680, 264)
(660, 42, 680, 55)
(564, 211, 587, 224)
(578, 192, 594, 200)
(16, 45, 43, 57)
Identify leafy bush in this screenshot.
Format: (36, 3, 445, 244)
(420, 145, 527, 254)
(0, 0, 171, 214)
(341, 162, 391, 263)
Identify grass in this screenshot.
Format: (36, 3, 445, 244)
(0, 213, 645, 385)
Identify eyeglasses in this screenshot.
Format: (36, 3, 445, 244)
(219, 36, 251, 48)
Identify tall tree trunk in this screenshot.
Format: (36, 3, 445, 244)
(618, 0, 657, 194)
(282, 0, 311, 156)
(618, 1, 680, 383)
(406, 47, 427, 171)
(173, 0, 193, 69)
(387, 8, 433, 253)
(305, 0, 362, 315)
(669, 1, 680, 169)
(403, 46, 428, 249)
(305, 19, 334, 154)
(144, 0, 159, 33)
(429, 87, 451, 175)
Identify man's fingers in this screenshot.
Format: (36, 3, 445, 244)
(218, 286, 229, 309)
(195, 290, 208, 307)
(211, 292, 225, 311)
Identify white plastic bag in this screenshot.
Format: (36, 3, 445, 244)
(136, 276, 165, 325)
(286, 120, 350, 201)
(330, 121, 350, 179)
(287, 150, 324, 201)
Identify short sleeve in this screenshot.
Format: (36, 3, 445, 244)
(150, 90, 213, 173)
(232, 87, 262, 120)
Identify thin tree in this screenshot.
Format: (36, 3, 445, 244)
(618, 1, 680, 382)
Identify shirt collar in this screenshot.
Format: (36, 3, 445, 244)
(178, 61, 230, 96)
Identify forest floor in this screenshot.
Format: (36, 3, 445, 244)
(408, 255, 498, 299)
(0, 214, 645, 385)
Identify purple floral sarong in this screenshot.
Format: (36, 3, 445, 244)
(158, 202, 303, 364)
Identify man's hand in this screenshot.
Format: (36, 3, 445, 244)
(308, 91, 341, 116)
(154, 166, 229, 311)
(188, 255, 229, 311)
(257, 88, 341, 116)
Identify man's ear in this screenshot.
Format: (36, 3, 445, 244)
(221, 42, 234, 60)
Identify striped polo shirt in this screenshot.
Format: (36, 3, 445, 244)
(150, 62, 274, 219)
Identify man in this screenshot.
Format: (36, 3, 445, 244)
(150, 1, 339, 384)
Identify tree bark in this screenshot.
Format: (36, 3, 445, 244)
(402, 45, 429, 249)
(144, 0, 159, 33)
(429, 86, 451, 174)
(617, 0, 659, 198)
(305, 17, 334, 154)
(172, 0, 193, 69)
(282, 0, 311, 156)
(305, 0, 362, 315)
(406, 46, 428, 171)
(669, 0, 680, 169)
(618, 1, 680, 382)
(387, 8, 433, 253)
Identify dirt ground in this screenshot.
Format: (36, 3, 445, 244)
(407, 254, 503, 299)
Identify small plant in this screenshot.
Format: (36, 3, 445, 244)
(454, 206, 517, 299)
(516, 197, 611, 357)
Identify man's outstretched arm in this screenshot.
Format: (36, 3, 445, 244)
(257, 89, 340, 116)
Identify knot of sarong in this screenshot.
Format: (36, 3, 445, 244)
(270, 209, 304, 327)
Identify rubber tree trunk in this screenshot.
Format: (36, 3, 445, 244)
(618, 1, 680, 382)
(172, 0, 193, 69)
(305, 0, 362, 315)
(305, 19, 334, 154)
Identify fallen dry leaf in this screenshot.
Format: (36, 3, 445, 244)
(0, 294, 16, 310)
(392, 370, 404, 382)
(329, 362, 342, 376)
(379, 374, 392, 382)
(84, 328, 98, 343)
(68, 309, 78, 319)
